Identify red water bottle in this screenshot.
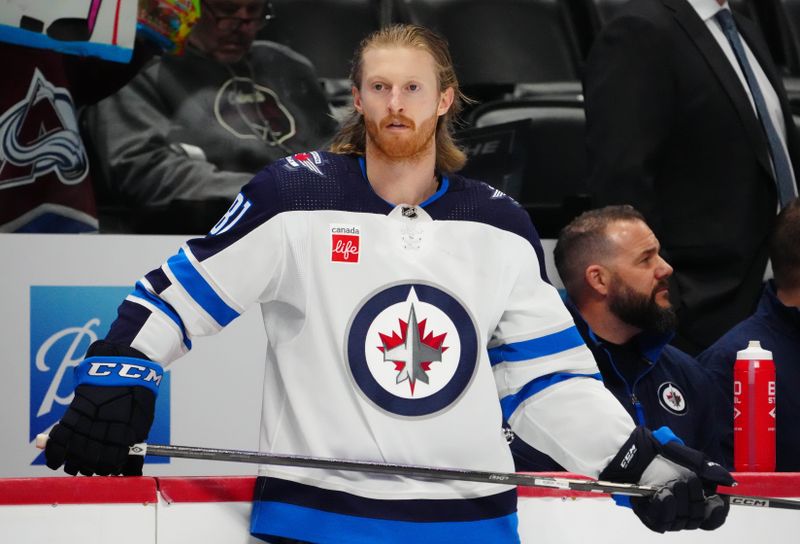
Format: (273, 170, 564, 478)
(733, 340, 776, 472)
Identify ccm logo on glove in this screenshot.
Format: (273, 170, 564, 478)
(621, 444, 638, 468)
(87, 362, 162, 383)
(75, 356, 163, 394)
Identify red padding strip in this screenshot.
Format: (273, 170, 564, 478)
(157, 476, 256, 503)
(517, 472, 800, 498)
(718, 472, 800, 497)
(0, 477, 157, 505)
(1, 473, 797, 505)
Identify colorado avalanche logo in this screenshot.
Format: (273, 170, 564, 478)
(215, 77, 296, 143)
(658, 382, 688, 416)
(0, 68, 88, 190)
(346, 283, 478, 417)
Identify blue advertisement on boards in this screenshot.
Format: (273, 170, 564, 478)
(29, 285, 170, 465)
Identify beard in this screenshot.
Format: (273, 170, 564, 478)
(364, 111, 438, 161)
(607, 276, 677, 335)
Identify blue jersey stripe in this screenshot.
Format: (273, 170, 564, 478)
(251, 501, 519, 544)
(166, 249, 239, 327)
(500, 372, 603, 420)
(419, 175, 450, 207)
(358, 156, 450, 208)
(129, 281, 192, 350)
(489, 326, 585, 366)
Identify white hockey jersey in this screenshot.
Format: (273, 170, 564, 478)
(105, 151, 636, 543)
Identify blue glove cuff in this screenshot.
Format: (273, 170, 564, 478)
(612, 495, 633, 509)
(75, 356, 163, 396)
(652, 426, 685, 447)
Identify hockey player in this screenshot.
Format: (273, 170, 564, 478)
(45, 24, 733, 542)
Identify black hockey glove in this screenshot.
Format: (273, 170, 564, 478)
(45, 341, 161, 477)
(599, 426, 735, 533)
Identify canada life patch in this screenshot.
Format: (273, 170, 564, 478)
(331, 224, 360, 263)
(346, 283, 479, 416)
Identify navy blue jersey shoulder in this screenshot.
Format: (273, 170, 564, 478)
(187, 152, 546, 278)
(187, 152, 389, 261)
(426, 174, 539, 245)
(426, 174, 548, 281)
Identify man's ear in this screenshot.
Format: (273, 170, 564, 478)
(352, 86, 363, 114)
(585, 264, 610, 296)
(437, 87, 455, 116)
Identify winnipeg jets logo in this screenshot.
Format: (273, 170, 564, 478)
(346, 283, 478, 416)
(284, 151, 324, 176)
(365, 288, 458, 401)
(658, 382, 688, 415)
(379, 303, 447, 395)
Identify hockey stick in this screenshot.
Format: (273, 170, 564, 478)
(35, 434, 800, 510)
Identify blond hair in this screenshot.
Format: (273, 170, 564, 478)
(329, 24, 469, 173)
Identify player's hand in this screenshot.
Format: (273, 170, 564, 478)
(44, 341, 161, 476)
(600, 426, 734, 533)
(45, 384, 156, 476)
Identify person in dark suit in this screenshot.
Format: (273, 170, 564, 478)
(583, 0, 800, 355)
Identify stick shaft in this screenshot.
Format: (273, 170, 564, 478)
(140, 442, 651, 496)
(36, 434, 800, 510)
(138, 443, 800, 510)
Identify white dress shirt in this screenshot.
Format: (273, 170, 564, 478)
(686, 0, 796, 187)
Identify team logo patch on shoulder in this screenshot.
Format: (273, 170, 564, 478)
(284, 151, 324, 176)
(658, 382, 688, 415)
(331, 224, 360, 263)
(346, 283, 479, 417)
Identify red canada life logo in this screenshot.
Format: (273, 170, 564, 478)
(331, 224, 360, 263)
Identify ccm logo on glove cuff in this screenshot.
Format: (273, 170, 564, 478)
(75, 356, 163, 395)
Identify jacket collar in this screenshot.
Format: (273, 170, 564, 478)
(564, 297, 674, 363)
(759, 280, 800, 331)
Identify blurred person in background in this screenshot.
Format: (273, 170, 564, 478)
(0, 0, 197, 233)
(700, 197, 800, 471)
(86, 0, 337, 233)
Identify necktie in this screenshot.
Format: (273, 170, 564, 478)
(715, 9, 798, 207)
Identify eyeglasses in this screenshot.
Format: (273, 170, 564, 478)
(201, 1, 274, 32)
